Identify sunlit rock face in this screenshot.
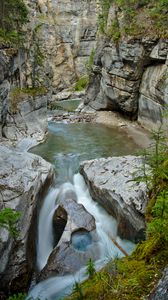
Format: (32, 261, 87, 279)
(26, 0, 98, 93)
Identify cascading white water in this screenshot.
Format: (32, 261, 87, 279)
(29, 173, 135, 300)
(73, 174, 135, 259)
(37, 188, 59, 270)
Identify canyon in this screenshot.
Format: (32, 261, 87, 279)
(0, 0, 168, 299)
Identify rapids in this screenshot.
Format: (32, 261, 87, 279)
(28, 121, 139, 299)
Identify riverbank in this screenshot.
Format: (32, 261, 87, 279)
(94, 111, 151, 149)
(49, 109, 151, 149)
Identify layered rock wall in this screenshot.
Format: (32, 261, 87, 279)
(83, 5, 168, 129)
(0, 0, 98, 145)
(29, 0, 98, 94)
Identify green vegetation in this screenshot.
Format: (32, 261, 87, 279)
(98, 0, 168, 40)
(74, 76, 89, 92)
(85, 49, 95, 75)
(0, 208, 21, 238)
(10, 87, 48, 112)
(65, 120, 168, 300)
(98, 0, 112, 34)
(73, 282, 84, 300)
(0, 0, 28, 45)
(7, 293, 27, 300)
(86, 259, 96, 278)
(30, 24, 45, 88)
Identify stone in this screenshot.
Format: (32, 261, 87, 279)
(38, 183, 98, 280)
(149, 266, 168, 300)
(80, 156, 148, 242)
(0, 145, 54, 295)
(82, 4, 168, 126)
(138, 64, 168, 129)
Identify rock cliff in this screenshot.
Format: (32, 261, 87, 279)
(0, 0, 98, 145)
(28, 0, 98, 94)
(0, 145, 54, 296)
(83, 3, 168, 129)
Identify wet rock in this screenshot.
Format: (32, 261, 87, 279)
(38, 184, 98, 280)
(52, 112, 95, 124)
(53, 206, 68, 247)
(80, 156, 148, 243)
(149, 266, 168, 300)
(0, 145, 54, 295)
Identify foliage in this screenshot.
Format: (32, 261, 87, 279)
(98, 0, 112, 34)
(30, 24, 45, 88)
(97, 0, 168, 39)
(0, 0, 28, 45)
(7, 293, 27, 300)
(72, 282, 84, 300)
(86, 259, 96, 278)
(65, 119, 168, 300)
(147, 190, 168, 242)
(0, 208, 21, 238)
(107, 19, 121, 42)
(74, 76, 89, 92)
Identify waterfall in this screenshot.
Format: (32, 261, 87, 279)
(37, 188, 59, 270)
(29, 173, 135, 300)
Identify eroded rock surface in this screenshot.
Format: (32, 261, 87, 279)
(38, 183, 98, 281)
(83, 4, 168, 128)
(149, 266, 168, 300)
(80, 156, 148, 242)
(0, 145, 54, 295)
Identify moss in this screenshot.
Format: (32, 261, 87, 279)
(10, 86, 48, 113)
(65, 243, 168, 300)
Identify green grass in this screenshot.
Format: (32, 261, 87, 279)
(74, 76, 89, 92)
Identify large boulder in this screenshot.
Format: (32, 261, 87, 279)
(0, 145, 54, 296)
(80, 156, 148, 243)
(38, 183, 98, 281)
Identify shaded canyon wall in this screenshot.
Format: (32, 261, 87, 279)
(83, 4, 168, 129)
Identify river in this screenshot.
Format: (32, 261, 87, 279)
(28, 120, 140, 300)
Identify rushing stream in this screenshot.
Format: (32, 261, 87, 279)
(28, 120, 140, 300)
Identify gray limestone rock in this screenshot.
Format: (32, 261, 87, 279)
(80, 156, 148, 242)
(82, 3, 168, 126)
(149, 266, 168, 300)
(0, 145, 54, 295)
(38, 184, 97, 280)
(138, 64, 168, 129)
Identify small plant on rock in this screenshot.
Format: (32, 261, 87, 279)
(73, 281, 84, 300)
(86, 258, 96, 278)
